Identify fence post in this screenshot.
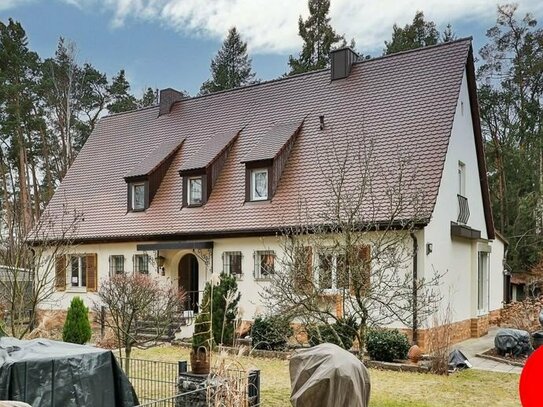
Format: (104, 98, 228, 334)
(178, 360, 188, 376)
(248, 369, 260, 407)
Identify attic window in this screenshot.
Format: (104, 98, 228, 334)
(188, 176, 203, 206)
(132, 183, 146, 211)
(251, 169, 268, 201)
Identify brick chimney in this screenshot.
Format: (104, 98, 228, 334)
(158, 88, 184, 117)
(330, 48, 359, 81)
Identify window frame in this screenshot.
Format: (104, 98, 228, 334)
(458, 161, 466, 197)
(316, 251, 349, 293)
(132, 182, 146, 211)
(109, 255, 125, 276)
(223, 251, 243, 278)
(254, 250, 275, 280)
(188, 176, 204, 206)
(134, 254, 149, 274)
(70, 254, 87, 288)
(477, 251, 490, 314)
(250, 168, 269, 201)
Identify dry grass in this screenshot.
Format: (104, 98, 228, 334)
(129, 345, 520, 407)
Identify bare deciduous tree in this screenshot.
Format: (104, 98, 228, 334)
(262, 137, 443, 348)
(94, 273, 185, 375)
(0, 202, 83, 338)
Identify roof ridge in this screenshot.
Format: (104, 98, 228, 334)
(353, 37, 473, 67)
(101, 104, 158, 120)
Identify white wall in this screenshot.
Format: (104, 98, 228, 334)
(489, 237, 506, 311)
(423, 68, 494, 324)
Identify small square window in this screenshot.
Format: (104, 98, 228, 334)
(132, 183, 146, 210)
(223, 251, 242, 277)
(109, 255, 125, 276)
(134, 254, 149, 274)
(188, 177, 203, 205)
(251, 169, 268, 201)
(254, 250, 275, 279)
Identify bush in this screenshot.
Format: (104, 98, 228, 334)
(209, 274, 241, 346)
(366, 329, 410, 362)
(62, 297, 92, 344)
(251, 315, 293, 350)
(307, 316, 359, 350)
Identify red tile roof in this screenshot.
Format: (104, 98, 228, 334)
(179, 129, 240, 172)
(43, 39, 475, 241)
(125, 137, 185, 179)
(242, 119, 304, 162)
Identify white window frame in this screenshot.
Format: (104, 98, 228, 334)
(70, 255, 87, 289)
(316, 251, 348, 293)
(251, 169, 268, 201)
(254, 250, 275, 280)
(223, 251, 243, 278)
(134, 254, 149, 274)
(132, 182, 146, 211)
(109, 255, 125, 276)
(188, 176, 203, 206)
(477, 251, 490, 315)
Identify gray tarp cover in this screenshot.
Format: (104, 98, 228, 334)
(0, 338, 138, 407)
(289, 343, 371, 407)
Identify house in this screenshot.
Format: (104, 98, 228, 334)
(38, 38, 506, 346)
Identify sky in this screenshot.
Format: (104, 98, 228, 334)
(0, 0, 542, 96)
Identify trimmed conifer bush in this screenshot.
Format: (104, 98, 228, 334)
(62, 296, 92, 344)
(366, 328, 410, 362)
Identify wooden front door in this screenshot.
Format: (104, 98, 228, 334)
(178, 254, 199, 312)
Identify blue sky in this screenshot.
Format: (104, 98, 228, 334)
(1, 0, 542, 96)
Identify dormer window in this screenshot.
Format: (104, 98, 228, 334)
(188, 176, 203, 206)
(132, 183, 146, 211)
(251, 169, 269, 201)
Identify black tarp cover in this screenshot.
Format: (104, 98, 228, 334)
(290, 343, 371, 407)
(0, 338, 138, 407)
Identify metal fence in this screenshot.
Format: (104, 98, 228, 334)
(116, 356, 260, 407)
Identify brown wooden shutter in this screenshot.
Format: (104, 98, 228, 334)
(55, 255, 67, 291)
(86, 253, 98, 292)
(350, 245, 371, 296)
(294, 246, 313, 293)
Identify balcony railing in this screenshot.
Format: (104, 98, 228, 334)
(457, 194, 470, 224)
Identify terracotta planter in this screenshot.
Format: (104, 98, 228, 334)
(408, 345, 422, 364)
(190, 347, 210, 375)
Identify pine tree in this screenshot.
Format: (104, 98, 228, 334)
(384, 11, 440, 55)
(62, 297, 92, 344)
(199, 27, 256, 95)
(106, 69, 137, 113)
(441, 24, 457, 42)
(139, 87, 158, 107)
(288, 0, 346, 75)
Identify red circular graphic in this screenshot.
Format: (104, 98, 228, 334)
(519, 346, 543, 406)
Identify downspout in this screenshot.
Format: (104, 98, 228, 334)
(410, 231, 418, 346)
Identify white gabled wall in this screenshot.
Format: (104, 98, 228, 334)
(422, 68, 499, 324)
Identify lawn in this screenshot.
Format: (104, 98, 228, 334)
(129, 346, 521, 407)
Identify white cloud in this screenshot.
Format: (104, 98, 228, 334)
(60, 0, 543, 54)
(0, 0, 35, 12)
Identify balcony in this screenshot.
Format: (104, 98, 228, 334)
(457, 194, 470, 224)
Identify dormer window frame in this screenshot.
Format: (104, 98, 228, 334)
(245, 160, 272, 203)
(182, 171, 208, 208)
(186, 175, 206, 206)
(251, 168, 269, 201)
(127, 180, 149, 212)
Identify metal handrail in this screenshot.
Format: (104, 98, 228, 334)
(457, 194, 470, 224)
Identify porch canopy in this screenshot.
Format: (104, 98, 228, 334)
(136, 241, 213, 251)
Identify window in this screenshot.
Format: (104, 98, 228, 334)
(188, 177, 203, 205)
(109, 255, 125, 276)
(132, 183, 146, 211)
(70, 255, 87, 288)
(251, 169, 268, 201)
(478, 251, 489, 313)
(223, 251, 242, 277)
(458, 161, 466, 196)
(317, 252, 348, 292)
(254, 250, 275, 279)
(134, 254, 149, 274)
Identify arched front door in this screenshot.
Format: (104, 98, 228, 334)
(178, 254, 199, 312)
